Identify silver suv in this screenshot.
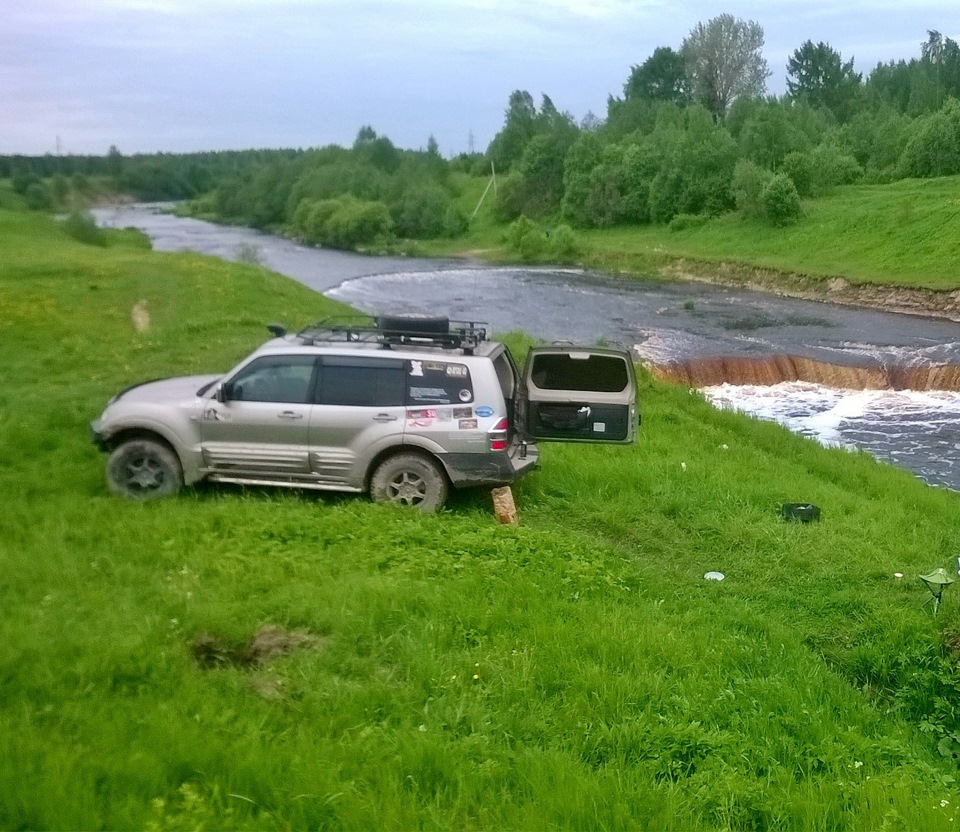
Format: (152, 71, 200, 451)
(91, 317, 638, 510)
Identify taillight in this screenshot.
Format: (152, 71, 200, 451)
(488, 417, 509, 451)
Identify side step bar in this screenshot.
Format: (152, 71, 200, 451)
(207, 474, 363, 493)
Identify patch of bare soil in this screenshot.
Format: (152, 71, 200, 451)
(131, 299, 150, 332)
(191, 624, 327, 670)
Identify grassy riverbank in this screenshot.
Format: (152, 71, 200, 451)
(3, 207, 960, 829)
(419, 173, 960, 295)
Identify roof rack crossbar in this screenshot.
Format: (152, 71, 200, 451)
(297, 316, 488, 352)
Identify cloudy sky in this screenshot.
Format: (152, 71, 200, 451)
(2, 0, 955, 157)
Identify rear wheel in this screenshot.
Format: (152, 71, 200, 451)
(106, 438, 183, 500)
(370, 453, 448, 512)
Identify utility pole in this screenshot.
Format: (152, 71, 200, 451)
(470, 161, 497, 221)
(468, 130, 475, 155)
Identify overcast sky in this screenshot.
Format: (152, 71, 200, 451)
(2, 0, 955, 157)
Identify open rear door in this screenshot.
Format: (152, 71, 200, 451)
(518, 346, 638, 444)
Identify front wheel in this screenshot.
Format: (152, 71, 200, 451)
(106, 438, 183, 500)
(370, 453, 448, 512)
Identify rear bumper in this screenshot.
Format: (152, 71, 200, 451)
(440, 442, 539, 489)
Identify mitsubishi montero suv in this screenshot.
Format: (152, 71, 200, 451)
(91, 316, 638, 511)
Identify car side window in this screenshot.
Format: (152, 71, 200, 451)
(318, 357, 406, 407)
(228, 355, 317, 403)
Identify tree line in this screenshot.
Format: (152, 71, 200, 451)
(490, 18, 960, 232)
(193, 129, 468, 246)
(4, 16, 960, 247)
(1, 147, 299, 211)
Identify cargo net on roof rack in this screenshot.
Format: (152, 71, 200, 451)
(298, 316, 488, 352)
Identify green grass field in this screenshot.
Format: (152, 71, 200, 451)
(3, 206, 960, 829)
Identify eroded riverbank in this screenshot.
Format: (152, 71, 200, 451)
(660, 258, 960, 322)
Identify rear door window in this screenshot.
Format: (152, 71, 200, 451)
(318, 356, 406, 407)
(529, 352, 629, 392)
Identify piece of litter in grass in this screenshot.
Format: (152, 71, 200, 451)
(704, 571, 725, 581)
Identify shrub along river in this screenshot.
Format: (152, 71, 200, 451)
(94, 204, 960, 490)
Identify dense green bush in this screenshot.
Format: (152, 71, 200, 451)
(731, 159, 774, 217)
(548, 224, 581, 259)
(781, 152, 814, 197)
(328, 199, 392, 249)
(898, 99, 960, 178)
(811, 144, 863, 191)
(61, 211, 107, 247)
(503, 217, 581, 262)
(11, 170, 37, 195)
(392, 185, 466, 238)
(583, 163, 627, 228)
(668, 213, 709, 232)
(562, 133, 604, 226)
(759, 173, 803, 226)
(504, 215, 549, 261)
(293, 196, 392, 250)
(70, 172, 91, 193)
(518, 227, 547, 260)
(23, 182, 52, 211)
(303, 199, 342, 243)
(648, 106, 738, 223)
(782, 145, 861, 198)
(505, 215, 540, 250)
(51, 174, 69, 204)
(492, 173, 526, 223)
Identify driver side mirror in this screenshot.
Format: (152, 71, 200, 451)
(216, 382, 234, 403)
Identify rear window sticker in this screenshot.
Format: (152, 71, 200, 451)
(409, 386, 450, 402)
(458, 389, 472, 402)
(458, 418, 478, 429)
(593, 422, 606, 432)
(475, 405, 494, 417)
(452, 406, 473, 418)
(409, 360, 424, 377)
(446, 364, 468, 377)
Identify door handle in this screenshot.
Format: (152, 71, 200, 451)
(278, 411, 304, 420)
(372, 413, 398, 423)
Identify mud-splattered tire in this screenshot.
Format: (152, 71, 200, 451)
(370, 453, 448, 512)
(106, 438, 183, 500)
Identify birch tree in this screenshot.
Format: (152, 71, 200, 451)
(682, 14, 770, 120)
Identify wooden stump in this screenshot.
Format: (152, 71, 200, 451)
(491, 486, 519, 525)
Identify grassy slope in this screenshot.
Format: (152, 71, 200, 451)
(437, 173, 960, 291)
(2, 208, 960, 829)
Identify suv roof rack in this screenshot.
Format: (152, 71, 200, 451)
(297, 315, 489, 354)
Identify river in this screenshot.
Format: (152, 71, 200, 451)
(93, 204, 960, 490)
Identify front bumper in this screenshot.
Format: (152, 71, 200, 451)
(90, 420, 109, 452)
